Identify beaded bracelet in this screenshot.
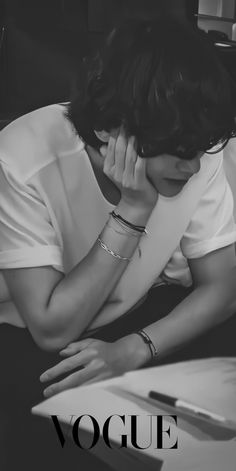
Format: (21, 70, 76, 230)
(136, 329, 158, 360)
(97, 237, 132, 261)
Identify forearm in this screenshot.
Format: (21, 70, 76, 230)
(33, 202, 152, 349)
(148, 284, 234, 359)
(4, 134, 158, 351)
(120, 275, 236, 366)
(39, 272, 236, 395)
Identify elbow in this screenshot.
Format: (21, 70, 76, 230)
(35, 337, 67, 352)
(25, 307, 86, 352)
(31, 330, 69, 352)
(29, 320, 78, 352)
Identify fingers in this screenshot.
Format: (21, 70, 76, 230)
(103, 126, 128, 182)
(43, 370, 87, 398)
(103, 134, 116, 172)
(43, 360, 108, 398)
(40, 347, 95, 383)
(123, 136, 137, 182)
(60, 338, 95, 356)
(81, 371, 111, 386)
(100, 127, 157, 206)
(113, 126, 128, 181)
(134, 156, 147, 182)
(100, 145, 108, 159)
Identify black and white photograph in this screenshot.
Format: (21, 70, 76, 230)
(0, 1, 236, 470)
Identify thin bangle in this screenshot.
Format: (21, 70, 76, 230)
(106, 221, 141, 237)
(97, 237, 132, 261)
(111, 211, 147, 233)
(136, 329, 158, 360)
(105, 225, 142, 258)
(111, 216, 144, 236)
(110, 211, 148, 234)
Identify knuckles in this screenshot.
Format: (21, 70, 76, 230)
(94, 358, 106, 368)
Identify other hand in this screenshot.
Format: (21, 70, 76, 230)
(40, 335, 150, 398)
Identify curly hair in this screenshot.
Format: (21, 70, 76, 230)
(66, 17, 236, 159)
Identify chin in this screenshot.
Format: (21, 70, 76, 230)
(158, 181, 186, 197)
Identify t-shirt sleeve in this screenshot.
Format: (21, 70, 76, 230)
(0, 161, 64, 271)
(181, 156, 236, 259)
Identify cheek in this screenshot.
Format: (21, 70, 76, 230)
(146, 167, 160, 188)
(147, 158, 176, 182)
(146, 160, 163, 182)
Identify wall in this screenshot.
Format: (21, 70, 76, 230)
(0, 0, 192, 117)
(198, 0, 236, 39)
(198, 0, 235, 18)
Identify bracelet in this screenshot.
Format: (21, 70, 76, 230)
(97, 237, 132, 261)
(105, 223, 142, 259)
(110, 210, 147, 233)
(110, 210, 148, 234)
(136, 329, 158, 360)
(106, 221, 141, 237)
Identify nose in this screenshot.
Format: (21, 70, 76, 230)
(176, 155, 201, 177)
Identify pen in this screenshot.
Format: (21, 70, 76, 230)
(149, 390, 227, 424)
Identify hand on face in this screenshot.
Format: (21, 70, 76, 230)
(100, 126, 158, 209)
(100, 127, 202, 200)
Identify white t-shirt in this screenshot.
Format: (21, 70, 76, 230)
(0, 104, 236, 327)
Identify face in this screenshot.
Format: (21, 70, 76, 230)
(95, 129, 203, 198)
(146, 152, 203, 197)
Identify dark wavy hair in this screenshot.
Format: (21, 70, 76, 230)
(66, 17, 236, 159)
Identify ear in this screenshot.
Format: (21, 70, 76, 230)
(94, 129, 110, 143)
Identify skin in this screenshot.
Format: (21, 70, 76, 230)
(1, 127, 235, 397)
(37, 130, 236, 398)
(92, 128, 203, 199)
(146, 152, 202, 197)
(3, 129, 158, 351)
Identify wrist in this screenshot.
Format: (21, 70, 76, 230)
(115, 333, 152, 371)
(117, 199, 153, 226)
(135, 329, 158, 360)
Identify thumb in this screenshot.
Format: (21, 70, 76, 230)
(100, 145, 107, 158)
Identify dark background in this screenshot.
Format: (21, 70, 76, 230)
(0, 0, 234, 125)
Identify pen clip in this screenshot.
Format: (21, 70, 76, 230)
(177, 400, 226, 424)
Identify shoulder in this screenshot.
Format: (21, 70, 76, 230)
(0, 104, 84, 182)
(185, 152, 225, 207)
(200, 151, 223, 184)
(188, 151, 230, 220)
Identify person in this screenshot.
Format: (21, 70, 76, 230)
(1, 17, 236, 469)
